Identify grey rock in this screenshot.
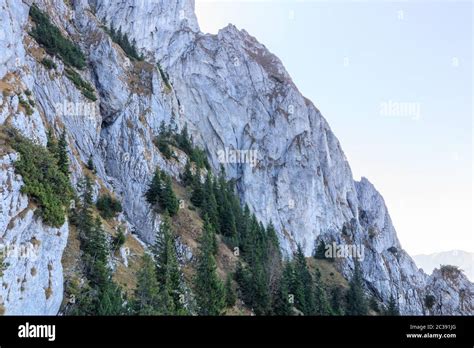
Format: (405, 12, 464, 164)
(0, 0, 470, 315)
(0, 154, 68, 315)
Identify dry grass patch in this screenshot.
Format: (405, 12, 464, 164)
(112, 234, 145, 296)
(307, 258, 349, 290)
(61, 223, 81, 277)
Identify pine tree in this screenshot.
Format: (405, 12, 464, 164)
(202, 215, 218, 256)
(96, 194, 122, 219)
(146, 169, 179, 216)
(273, 260, 293, 315)
(176, 124, 192, 154)
(219, 199, 237, 245)
(161, 174, 179, 216)
(193, 219, 225, 315)
(241, 215, 258, 266)
(330, 287, 345, 315)
(264, 222, 282, 299)
(248, 221, 281, 315)
(113, 227, 126, 251)
(86, 154, 95, 172)
(97, 281, 125, 315)
(152, 214, 187, 314)
(116, 27, 123, 48)
(385, 294, 400, 315)
(46, 129, 58, 155)
(201, 172, 219, 231)
(230, 192, 244, 239)
(190, 168, 204, 207)
(157, 133, 173, 159)
(77, 176, 95, 242)
(145, 169, 162, 206)
(234, 261, 253, 306)
(80, 175, 94, 207)
(292, 244, 315, 315)
(312, 268, 332, 315)
(85, 217, 110, 287)
(74, 176, 125, 315)
(181, 160, 193, 187)
(153, 216, 171, 285)
(238, 205, 253, 254)
(346, 261, 368, 315)
(314, 240, 327, 259)
(131, 38, 140, 60)
(45, 128, 69, 176)
(122, 32, 132, 56)
(216, 177, 237, 245)
(68, 283, 96, 315)
(266, 222, 280, 253)
(235, 214, 276, 315)
(158, 276, 177, 315)
(224, 274, 236, 308)
(57, 129, 69, 176)
(251, 264, 271, 315)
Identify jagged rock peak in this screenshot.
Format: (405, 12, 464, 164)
(91, 0, 199, 61)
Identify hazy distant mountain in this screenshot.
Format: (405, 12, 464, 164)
(413, 250, 474, 281)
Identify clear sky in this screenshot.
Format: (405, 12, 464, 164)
(195, 0, 473, 255)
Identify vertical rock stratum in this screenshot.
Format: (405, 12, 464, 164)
(0, 0, 472, 315)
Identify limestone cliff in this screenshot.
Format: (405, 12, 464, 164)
(0, 0, 471, 315)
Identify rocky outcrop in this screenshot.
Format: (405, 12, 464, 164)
(0, 0, 471, 315)
(425, 267, 474, 315)
(0, 153, 68, 315)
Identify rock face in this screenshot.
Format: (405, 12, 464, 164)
(0, 154, 68, 315)
(425, 268, 474, 315)
(0, 0, 472, 315)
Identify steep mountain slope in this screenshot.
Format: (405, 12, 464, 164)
(0, 0, 472, 315)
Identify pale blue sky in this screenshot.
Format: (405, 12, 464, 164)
(195, 0, 473, 255)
